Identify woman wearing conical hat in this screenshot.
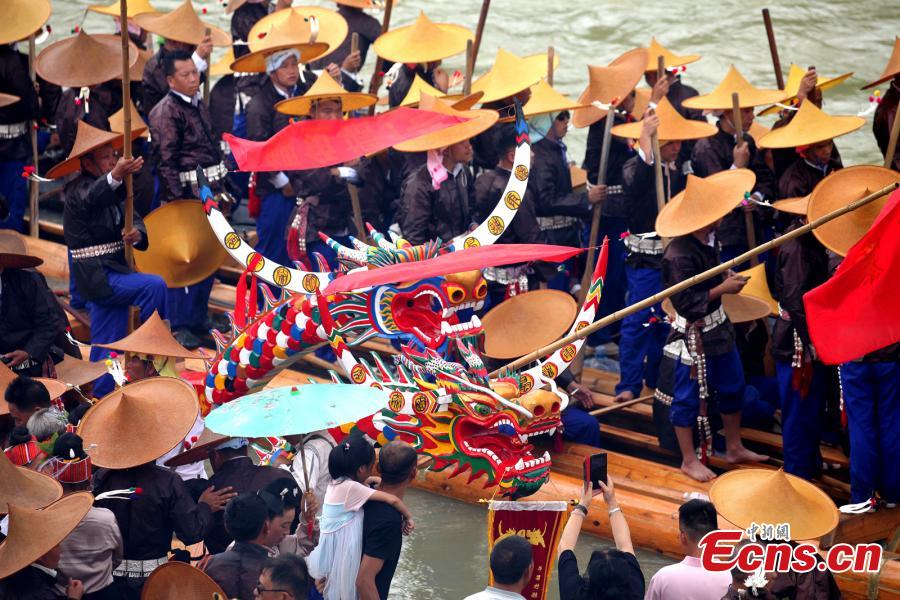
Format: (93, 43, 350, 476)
(655, 170, 770, 482)
(0, 0, 50, 233)
(134, 0, 231, 112)
(686, 66, 785, 264)
(865, 37, 900, 171)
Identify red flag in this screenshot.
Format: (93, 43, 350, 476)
(804, 189, 900, 364)
(224, 108, 468, 172)
(323, 244, 583, 295)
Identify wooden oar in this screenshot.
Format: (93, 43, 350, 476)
(761, 9, 785, 90)
(547, 46, 554, 86)
(120, 0, 135, 268)
(27, 34, 39, 238)
(732, 91, 758, 267)
(346, 182, 366, 241)
(490, 182, 899, 376)
(463, 39, 473, 96)
(651, 56, 666, 214)
(588, 394, 654, 417)
(202, 27, 211, 104)
(470, 0, 491, 70)
(366, 0, 394, 115)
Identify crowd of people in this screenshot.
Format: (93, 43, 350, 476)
(1, 0, 899, 598)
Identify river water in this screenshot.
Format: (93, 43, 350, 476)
(54, 0, 897, 596)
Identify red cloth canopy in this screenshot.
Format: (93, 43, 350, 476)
(804, 189, 900, 364)
(324, 244, 583, 294)
(224, 108, 469, 172)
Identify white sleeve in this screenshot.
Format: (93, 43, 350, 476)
(107, 172, 123, 189)
(270, 171, 290, 189)
(191, 51, 208, 74)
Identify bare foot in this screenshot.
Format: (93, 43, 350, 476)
(726, 446, 769, 464)
(614, 390, 635, 403)
(681, 460, 716, 482)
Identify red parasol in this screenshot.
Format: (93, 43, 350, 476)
(324, 244, 583, 294)
(224, 107, 469, 172)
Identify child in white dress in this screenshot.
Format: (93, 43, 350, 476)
(307, 433, 414, 600)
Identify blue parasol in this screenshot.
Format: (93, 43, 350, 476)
(204, 383, 389, 438)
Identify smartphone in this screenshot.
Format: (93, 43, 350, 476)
(583, 452, 607, 490)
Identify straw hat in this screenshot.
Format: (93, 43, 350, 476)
(0, 362, 69, 417)
(0, 93, 20, 109)
(124, 47, 153, 82)
(748, 121, 770, 147)
(471, 48, 556, 106)
(397, 74, 451, 108)
(276, 71, 377, 116)
(0, 492, 93, 579)
(758, 64, 852, 116)
(95, 310, 205, 359)
(772, 194, 810, 216)
(862, 37, 900, 89)
(655, 169, 756, 237)
(164, 427, 229, 468)
(373, 11, 472, 64)
(630, 88, 651, 119)
(141, 561, 227, 599)
(519, 80, 587, 118)
(46, 120, 147, 180)
(734, 262, 778, 317)
(393, 93, 499, 153)
(250, 7, 348, 62)
(230, 21, 329, 73)
(133, 200, 227, 288)
(572, 48, 649, 128)
(662, 293, 770, 324)
(36, 31, 139, 89)
(133, 0, 231, 46)
(89, 0, 158, 18)
(645, 37, 700, 72)
(481, 290, 577, 359)
(109, 101, 149, 140)
(682, 65, 787, 110)
(0, 451, 62, 513)
(710, 469, 839, 540)
(53, 354, 111, 389)
(78, 377, 199, 469)
(757, 102, 864, 149)
(611, 97, 717, 141)
(0, 230, 42, 270)
(807, 165, 900, 257)
(0, 0, 51, 46)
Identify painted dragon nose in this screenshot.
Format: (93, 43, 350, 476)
(518, 390, 561, 421)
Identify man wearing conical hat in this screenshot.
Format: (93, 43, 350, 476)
(136, 0, 222, 112)
(867, 37, 900, 171)
(0, 233, 68, 380)
(687, 68, 780, 264)
(611, 103, 717, 404)
(656, 170, 770, 481)
(0, 38, 42, 233)
(50, 121, 167, 398)
(227, 0, 292, 109)
(767, 194, 832, 482)
(309, 1, 383, 93)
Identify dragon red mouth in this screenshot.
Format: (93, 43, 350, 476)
(391, 289, 484, 346)
(454, 413, 558, 476)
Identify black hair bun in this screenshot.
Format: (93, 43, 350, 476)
(53, 432, 87, 460)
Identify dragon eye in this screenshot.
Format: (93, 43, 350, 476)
(473, 403, 491, 416)
(447, 285, 465, 304)
(474, 280, 487, 300)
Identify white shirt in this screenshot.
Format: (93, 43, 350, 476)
(463, 587, 526, 600)
(645, 555, 732, 600)
(289, 432, 336, 514)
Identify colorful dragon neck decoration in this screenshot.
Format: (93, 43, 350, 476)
(199, 102, 608, 497)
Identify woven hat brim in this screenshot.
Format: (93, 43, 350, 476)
(655, 169, 756, 238)
(0, 253, 43, 269)
(571, 49, 649, 129)
(88, 0, 159, 18)
(229, 42, 331, 73)
(249, 7, 349, 62)
(132, 12, 231, 46)
(164, 433, 228, 467)
(373, 22, 472, 64)
(142, 561, 227, 598)
(758, 72, 853, 116)
(758, 114, 864, 149)
(393, 109, 498, 153)
(275, 91, 377, 116)
(35, 34, 139, 88)
(481, 290, 577, 359)
(611, 118, 717, 141)
(682, 88, 787, 110)
(644, 53, 700, 72)
(0, 466, 62, 513)
(54, 356, 110, 388)
(771, 195, 809, 216)
(46, 127, 147, 180)
(0, 0, 51, 46)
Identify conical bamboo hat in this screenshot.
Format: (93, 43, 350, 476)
(611, 97, 717, 141)
(734, 262, 778, 316)
(572, 48, 649, 128)
(472, 48, 558, 105)
(757, 102, 864, 149)
(133, 0, 231, 46)
(249, 6, 348, 62)
(0, 451, 62, 513)
(275, 71, 376, 116)
(373, 11, 472, 64)
(89, 0, 159, 18)
(682, 65, 787, 110)
(655, 169, 756, 237)
(46, 120, 147, 180)
(393, 93, 498, 153)
(862, 37, 900, 89)
(229, 20, 329, 73)
(645, 37, 700, 72)
(0, 0, 51, 45)
(36, 31, 139, 88)
(95, 310, 205, 359)
(758, 64, 852, 116)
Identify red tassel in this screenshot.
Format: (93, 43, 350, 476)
(247, 173, 261, 218)
(235, 253, 263, 330)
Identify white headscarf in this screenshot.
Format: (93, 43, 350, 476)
(265, 48, 301, 74)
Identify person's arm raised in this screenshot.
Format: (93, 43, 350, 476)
(599, 478, 634, 555)
(557, 482, 596, 558)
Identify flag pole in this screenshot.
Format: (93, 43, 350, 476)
(490, 182, 900, 377)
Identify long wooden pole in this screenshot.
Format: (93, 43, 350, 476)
(120, 0, 135, 267)
(588, 394, 654, 417)
(346, 183, 366, 240)
(470, 0, 491, 71)
(202, 27, 211, 104)
(732, 91, 758, 267)
(490, 182, 900, 376)
(366, 0, 394, 115)
(547, 46, 554, 86)
(884, 101, 900, 169)
(463, 39, 473, 97)
(27, 35, 39, 238)
(761, 9, 785, 90)
(651, 56, 666, 214)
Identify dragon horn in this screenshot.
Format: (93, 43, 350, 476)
(318, 233, 367, 266)
(368, 226, 396, 250)
(349, 236, 372, 252)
